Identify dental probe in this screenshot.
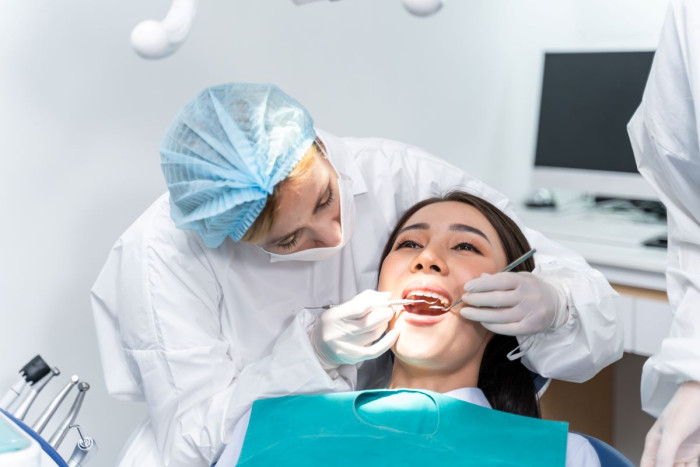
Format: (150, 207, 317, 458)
(311, 298, 438, 310)
(49, 382, 90, 449)
(32, 375, 80, 434)
(434, 248, 538, 312)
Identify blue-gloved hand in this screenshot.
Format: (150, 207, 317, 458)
(640, 381, 700, 467)
(459, 272, 569, 336)
(310, 290, 399, 369)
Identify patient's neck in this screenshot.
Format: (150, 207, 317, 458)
(388, 358, 481, 393)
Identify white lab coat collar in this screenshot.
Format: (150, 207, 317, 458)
(443, 387, 492, 408)
(315, 128, 368, 196)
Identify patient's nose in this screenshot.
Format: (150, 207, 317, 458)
(410, 249, 447, 275)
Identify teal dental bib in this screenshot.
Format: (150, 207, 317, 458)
(237, 389, 568, 466)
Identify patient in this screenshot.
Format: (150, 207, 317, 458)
(218, 191, 600, 466)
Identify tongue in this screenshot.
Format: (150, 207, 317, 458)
(405, 303, 447, 316)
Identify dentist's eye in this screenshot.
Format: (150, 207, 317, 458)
(277, 235, 299, 251)
(319, 186, 334, 208)
(454, 242, 481, 254)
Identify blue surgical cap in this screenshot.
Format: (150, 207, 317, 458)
(160, 83, 316, 247)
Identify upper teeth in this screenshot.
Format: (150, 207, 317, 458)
(406, 290, 449, 307)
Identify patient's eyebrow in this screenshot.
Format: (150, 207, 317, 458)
(449, 224, 491, 244)
(398, 223, 429, 234)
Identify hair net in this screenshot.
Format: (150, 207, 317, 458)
(159, 83, 316, 247)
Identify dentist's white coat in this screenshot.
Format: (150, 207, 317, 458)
(628, 0, 700, 418)
(91, 130, 621, 466)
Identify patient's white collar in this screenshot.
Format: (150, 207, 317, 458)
(443, 387, 492, 409)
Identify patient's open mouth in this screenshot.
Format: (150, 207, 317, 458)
(403, 290, 450, 316)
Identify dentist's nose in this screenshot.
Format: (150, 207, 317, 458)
(311, 218, 342, 248)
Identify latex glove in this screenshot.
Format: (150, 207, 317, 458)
(640, 381, 700, 467)
(310, 290, 399, 369)
(459, 272, 568, 336)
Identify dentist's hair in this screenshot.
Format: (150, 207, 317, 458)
(241, 141, 323, 243)
(378, 190, 540, 418)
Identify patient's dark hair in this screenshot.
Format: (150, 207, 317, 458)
(378, 190, 540, 418)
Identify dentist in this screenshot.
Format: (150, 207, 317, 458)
(92, 82, 621, 466)
(628, 1, 700, 465)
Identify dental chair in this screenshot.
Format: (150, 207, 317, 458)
(532, 373, 550, 398)
(573, 432, 634, 467)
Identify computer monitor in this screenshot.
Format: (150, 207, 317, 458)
(531, 51, 658, 200)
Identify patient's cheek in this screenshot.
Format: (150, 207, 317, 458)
(388, 313, 398, 331)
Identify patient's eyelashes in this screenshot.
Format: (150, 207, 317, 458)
(453, 242, 482, 255)
(395, 239, 422, 250)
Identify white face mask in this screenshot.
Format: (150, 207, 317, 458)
(266, 173, 355, 263)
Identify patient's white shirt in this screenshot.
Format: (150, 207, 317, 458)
(217, 387, 601, 466)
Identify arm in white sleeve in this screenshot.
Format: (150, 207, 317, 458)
(566, 434, 601, 467)
(214, 309, 358, 466)
(513, 228, 622, 382)
(628, 0, 700, 416)
(215, 408, 252, 466)
(396, 147, 622, 382)
(91, 232, 355, 466)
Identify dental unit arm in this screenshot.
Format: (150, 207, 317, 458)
(131, 0, 444, 59)
(292, 0, 443, 16)
(130, 0, 198, 59)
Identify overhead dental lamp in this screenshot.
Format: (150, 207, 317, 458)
(293, 0, 444, 16)
(131, 0, 443, 60)
(400, 0, 443, 16)
(131, 0, 198, 59)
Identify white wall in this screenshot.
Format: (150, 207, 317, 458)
(0, 0, 668, 463)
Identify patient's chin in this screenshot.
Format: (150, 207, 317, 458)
(393, 332, 442, 363)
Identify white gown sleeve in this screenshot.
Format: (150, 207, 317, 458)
(392, 145, 622, 382)
(628, 0, 700, 417)
(91, 218, 354, 466)
(215, 408, 251, 466)
(565, 434, 601, 467)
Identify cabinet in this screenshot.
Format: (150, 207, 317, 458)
(614, 284, 671, 357)
(540, 285, 669, 462)
(516, 206, 670, 462)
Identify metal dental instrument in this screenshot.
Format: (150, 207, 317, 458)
(433, 248, 538, 312)
(13, 366, 60, 420)
(66, 424, 98, 467)
(310, 298, 439, 310)
(0, 355, 51, 410)
(32, 375, 80, 434)
(49, 382, 90, 449)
